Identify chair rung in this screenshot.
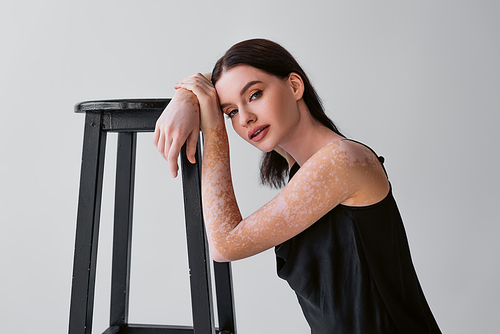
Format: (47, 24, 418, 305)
(103, 324, 194, 334)
(102, 324, 234, 334)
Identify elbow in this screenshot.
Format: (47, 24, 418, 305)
(211, 255, 230, 263)
(209, 244, 231, 263)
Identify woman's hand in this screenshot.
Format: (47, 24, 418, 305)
(153, 88, 200, 178)
(174, 73, 224, 133)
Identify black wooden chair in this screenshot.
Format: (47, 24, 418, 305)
(68, 99, 236, 334)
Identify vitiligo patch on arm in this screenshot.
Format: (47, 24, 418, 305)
(202, 132, 388, 261)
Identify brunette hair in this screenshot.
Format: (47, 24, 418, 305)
(212, 38, 343, 188)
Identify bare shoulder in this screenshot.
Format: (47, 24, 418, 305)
(303, 139, 379, 169)
(338, 139, 382, 165)
(303, 139, 390, 207)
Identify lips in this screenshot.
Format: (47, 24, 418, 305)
(248, 125, 270, 142)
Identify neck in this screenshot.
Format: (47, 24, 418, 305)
(279, 102, 341, 167)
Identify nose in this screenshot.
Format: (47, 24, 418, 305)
(238, 107, 256, 127)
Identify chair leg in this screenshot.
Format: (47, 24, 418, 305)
(180, 142, 216, 334)
(69, 112, 108, 334)
(214, 262, 236, 333)
(110, 132, 137, 327)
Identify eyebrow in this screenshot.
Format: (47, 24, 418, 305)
(220, 80, 263, 110)
(240, 80, 262, 96)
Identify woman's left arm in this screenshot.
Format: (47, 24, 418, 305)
(202, 138, 354, 262)
(175, 75, 371, 262)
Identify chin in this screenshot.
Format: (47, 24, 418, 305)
(243, 135, 277, 153)
(251, 142, 276, 153)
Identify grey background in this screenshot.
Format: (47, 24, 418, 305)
(1, 1, 499, 333)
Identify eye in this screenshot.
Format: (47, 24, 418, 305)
(249, 90, 262, 101)
(226, 109, 238, 118)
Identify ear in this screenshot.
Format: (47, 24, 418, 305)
(288, 72, 305, 100)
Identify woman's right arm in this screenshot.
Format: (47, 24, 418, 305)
(153, 88, 200, 177)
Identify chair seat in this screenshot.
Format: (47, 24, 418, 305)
(75, 99, 170, 132)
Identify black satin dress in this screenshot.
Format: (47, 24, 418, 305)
(275, 151, 441, 333)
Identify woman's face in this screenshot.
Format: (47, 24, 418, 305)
(215, 65, 302, 152)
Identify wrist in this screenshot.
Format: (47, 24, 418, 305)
(201, 111, 225, 134)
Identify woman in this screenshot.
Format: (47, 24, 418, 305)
(153, 39, 441, 333)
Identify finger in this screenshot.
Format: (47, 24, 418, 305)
(153, 124, 160, 146)
(179, 73, 211, 86)
(185, 130, 199, 164)
(176, 80, 212, 97)
(157, 130, 166, 160)
(163, 136, 173, 163)
(169, 159, 179, 178)
(167, 143, 180, 178)
(169, 136, 187, 178)
(176, 74, 214, 94)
